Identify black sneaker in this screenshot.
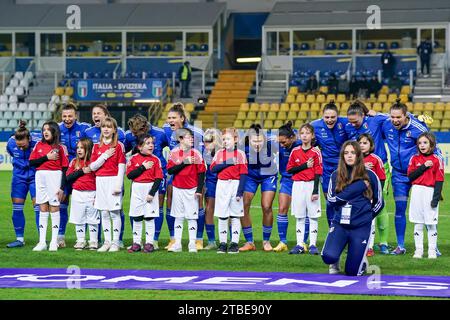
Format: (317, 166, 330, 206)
(228, 242, 239, 254)
(217, 242, 227, 254)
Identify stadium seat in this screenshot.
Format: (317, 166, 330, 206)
(250, 103, 259, 112)
(435, 102, 445, 111)
(3, 111, 12, 119)
(378, 42, 388, 49)
(372, 103, 382, 112)
(306, 94, 315, 103)
(366, 42, 375, 50)
(382, 103, 391, 113)
(285, 95, 295, 103)
(430, 120, 440, 130)
(269, 104, 280, 112)
(38, 103, 48, 111)
(300, 43, 310, 50)
(267, 112, 277, 120)
(296, 94, 305, 103)
(13, 111, 22, 119)
(289, 86, 298, 95)
(103, 44, 113, 52)
(434, 111, 443, 120)
(310, 111, 319, 120)
(65, 87, 74, 96)
(263, 120, 273, 129)
(240, 103, 249, 112)
(247, 111, 256, 120)
(388, 94, 398, 103)
(78, 44, 88, 52)
(326, 94, 336, 103)
(162, 44, 174, 52)
(298, 111, 308, 120)
(390, 42, 399, 49)
(287, 111, 297, 120)
(424, 103, 434, 112)
(233, 119, 243, 128)
(0, 95, 8, 104)
(336, 94, 346, 103)
(378, 94, 387, 103)
(316, 94, 326, 103)
(237, 112, 246, 120)
(0, 103, 7, 111)
(290, 103, 300, 112)
(27, 103, 37, 111)
(9, 103, 18, 111)
(200, 44, 208, 52)
(151, 44, 161, 52)
(441, 119, 450, 130)
(260, 103, 270, 112)
(300, 103, 310, 111)
(279, 103, 289, 112)
(273, 120, 284, 128)
(140, 44, 150, 52)
(326, 42, 337, 50)
(310, 103, 320, 112)
(8, 119, 18, 128)
(443, 111, 450, 119)
(48, 103, 57, 112)
(277, 111, 287, 120)
(414, 102, 424, 112)
(339, 42, 349, 50)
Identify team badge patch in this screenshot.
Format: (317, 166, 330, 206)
(406, 131, 411, 137)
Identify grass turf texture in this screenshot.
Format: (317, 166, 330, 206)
(0, 171, 449, 300)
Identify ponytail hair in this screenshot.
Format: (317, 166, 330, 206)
(390, 98, 408, 115)
(323, 100, 338, 114)
(348, 100, 369, 116)
(14, 120, 30, 141)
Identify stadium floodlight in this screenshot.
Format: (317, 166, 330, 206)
(134, 99, 160, 103)
(197, 96, 208, 105)
(236, 57, 261, 63)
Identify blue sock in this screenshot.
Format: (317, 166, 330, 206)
(395, 200, 407, 248)
(263, 225, 272, 241)
(119, 210, 125, 241)
(196, 208, 205, 240)
(303, 217, 310, 243)
(154, 207, 164, 241)
(166, 208, 175, 238)
(58, 203, 68, 236)
(277, 214, 288, 244)
(12, 203, 25, 239)
(206, 223, 215, 242)
(98, 220, 102, 243)
(242, 226, 254, 243)
(34, 205, 40, 234)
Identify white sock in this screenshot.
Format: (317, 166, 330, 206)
(17, 237, 24, 243)
(231, 217, 241, 244)
(132, 219, 143, 245)
(174, 217, 184, 246)
(88, 224, 98, 243)
(414, 224, 424, 252)
(309, 218, 319, 247)
(296, 218, 306, 246)
(101, 210, 111, 244)
(218, 218, 228, 243)
(38, 211, 49, 243)
(75, 224, 85, 242)
(50, 211, 60, 244)
(110, 210, 121, 245)
(368, 220, 376, 249)
(188, 219, 197, 243)
(145, 218, 155, 244)
(426, 224, 437, 253)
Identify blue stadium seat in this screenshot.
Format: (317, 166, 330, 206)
(103, 72, 112, 78)
(162, 72, 170, 78)
(289, 79, 298, 86)
(151, 44, 161, 52)
(390, 41, 399, 49)
(200, 44, 209, 52)
(67, 45, 76, 52)
(140, 44, 150, 52)
(114, 44, 122, 52)
(378, 42, 388, 49)
(152, 71, 162, 78)
(339, 42, 349, 50)
(366, 42, 375, 50)
(326, 42, 337, 50)
(434, 41, 440, 48)
(59, 80, 67, 87)
(320, 79, 328, 86)
(93, 72, 102, 79)
(127, 44, 133, 52)
(162, 44, 173, 52)
(0, 44, 6, 51)
(78, 45, 88, 52)
(123, 72, 131, 78)
(293, 43, 299, 51)
(102, 44, 113, 52)
(300, 43, 310, 50)
(186, 44, 198, 51)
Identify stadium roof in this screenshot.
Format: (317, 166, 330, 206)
(265, 0, 450, 28)
(0, 2, 226, 30)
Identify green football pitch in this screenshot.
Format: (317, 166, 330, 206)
(0, 171, 449, 300)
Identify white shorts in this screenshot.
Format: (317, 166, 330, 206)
(69, 190, 98, 225)
(291, 180, 322, 219)
(171, 186, 199, 219)
(129, 182, 160, 218)
(35, 170, 62, 206)
(94, 176, 123, 211)
(214, 179, 244, 218)
(409, 185, 439, 225)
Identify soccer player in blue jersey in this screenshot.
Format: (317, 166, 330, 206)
(83, 104, 126, 246)
(6, 120, 42, 248)
(311, 102, 348, 226)
(163, 102, 204, 250)
(124, 114, 169, 250)
(239, 124, 278, 252)
(58, 103, 90, 247)
(273, 121, 302, 252)
(382, 99, 437, 255)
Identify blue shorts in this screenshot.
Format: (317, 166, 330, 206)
(322, 163, 337, 194)
(279, 176, 293, 196)
(391, 169, 411, 200)
(159, 169, 168, 195)
(205, 179, 217, 198)
(11, 175, 36, 200)
(244, 175, 277, 194)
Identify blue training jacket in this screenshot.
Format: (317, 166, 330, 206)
(83, 125, 126, 144)
(163, 123, 204, 153)
(327, 168, 384, 227)
(59, 121, 91, 161)
(7, 132, 41, 180)
(311, 117, 348, 166)
(345, 114, 389, 163)
(279, 139, 302, 179)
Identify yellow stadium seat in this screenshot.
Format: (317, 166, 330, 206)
(444, 111, 450, 119)
(310, 103, 320, 112)
(233, 119, 243, 128)
(339, 109, 347, 116)
(243, 120, 254, 128)
(316, 94, 326, 103)
(435, 102, 445, 111)
(285, 95, 295, 103)
(287, 111, 297, 120)
(434, 111, 443, 120)
(55, 87, 64, 96)
(279, 103, 289, 112)
(298, 111, 308, 120)
(365, 102, 372, 110)
(382, 102, 391, 113)
(399, 94, 408, 103)
(158, 119, 165, 127)
(405, 102, 413, 111)
(430, 120, 441, 130)
(372, 103, 382, 112)
(336, 94, 346, 103)
(267, 111, 277, 120)
(445, 102, 450, 111)
(259, 103, 269, 112)
(378, 94, 387, 103)
(319, 86, 328, 94)
(310, 111, 319, 120)
(263, 120, 273, 129)
(290, 103, 300, 112)
(306, 94, 315, 103)
(185, 103, 195, 112)
(247, 111, 256, 120)
(237, 112, 246, 120)
(269, 103, 280, 112)
(250, 103, 259, 111)
(368, 93, 377, 103)
(277, 111, 287, 120)
(414, 103, 424, 112)
(326, 94, 336, 103)
(300, 103, 310, 111)
(401, 86, 411, 95)
(289, 86, 299, 95)
(164, 103, 172, 111)
(380, 85, 389, 94)
(240, 103, 249, 111)
(296, 94, 306, 103)
(256, 112, 265, 122)
(294, 120, 303, 128)
(388, 94, 398, 103)
(441, 119, 450, 129)
(273, 120, 284, 128)
(65, 87, 74, 97)
(424, 103, 434, 112)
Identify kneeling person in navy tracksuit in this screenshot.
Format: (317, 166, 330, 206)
(322, 141, 384, 276)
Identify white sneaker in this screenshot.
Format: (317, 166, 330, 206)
(57, 236, 66, 248)
(329, 263, 340, 275)
(33, 242, 47, 251)
(428, 250, 437, 259)
(109, 243, 120, 252)
(97, 241, 111, 252)
(49, 241, 58, 252)
(88, 241, 98, 250)
(188, 242, 197, 253)
(74, 241, 86, 250)
(413, 250, 423, 259)
(168, 243, 182, 252)
(119, 241, 124, 249)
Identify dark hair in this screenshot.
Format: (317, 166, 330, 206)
(168, 102, 187, 125)
(357, 133, 375, 154)
(62, 102, 77, 112)
(176, 127, 193, 142)
(348, 100, 369, 116)
(323, 100, 338, 114)
(417, 132, 437, 155)
(390, 98, 408, 115)
(299, 123, 316, 146)
(245, 123, 265, 146)
(278, 120, 295, 138)
(14, 120, 30, 141)
(136, 133, 153, 148)
(41, 120, 61, 146)
(92, 104, 111, 117)
(128, 113, 149, 135)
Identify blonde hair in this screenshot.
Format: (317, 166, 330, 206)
(204, 128, 223, 149)
(99, 117, 118, 147)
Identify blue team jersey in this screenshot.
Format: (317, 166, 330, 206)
(279, 139, 302, 178)
(83, 125, 126, 144)
(382, 116, 430, 174)
(59, 121, 90, 161)
(311, 117, 348, 166)
(245, 138, 278, 178)
(345, 114, 389, 163)
(7, 132, 41, 180)
(124, 125, 169, 169)
(163, 123, 204, 152)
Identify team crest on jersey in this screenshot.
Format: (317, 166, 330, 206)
(406, 131, 411, 137)
(76, 131, 80, 137)
(337, 123, 342, 129)
(363, 123, 368, 130)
